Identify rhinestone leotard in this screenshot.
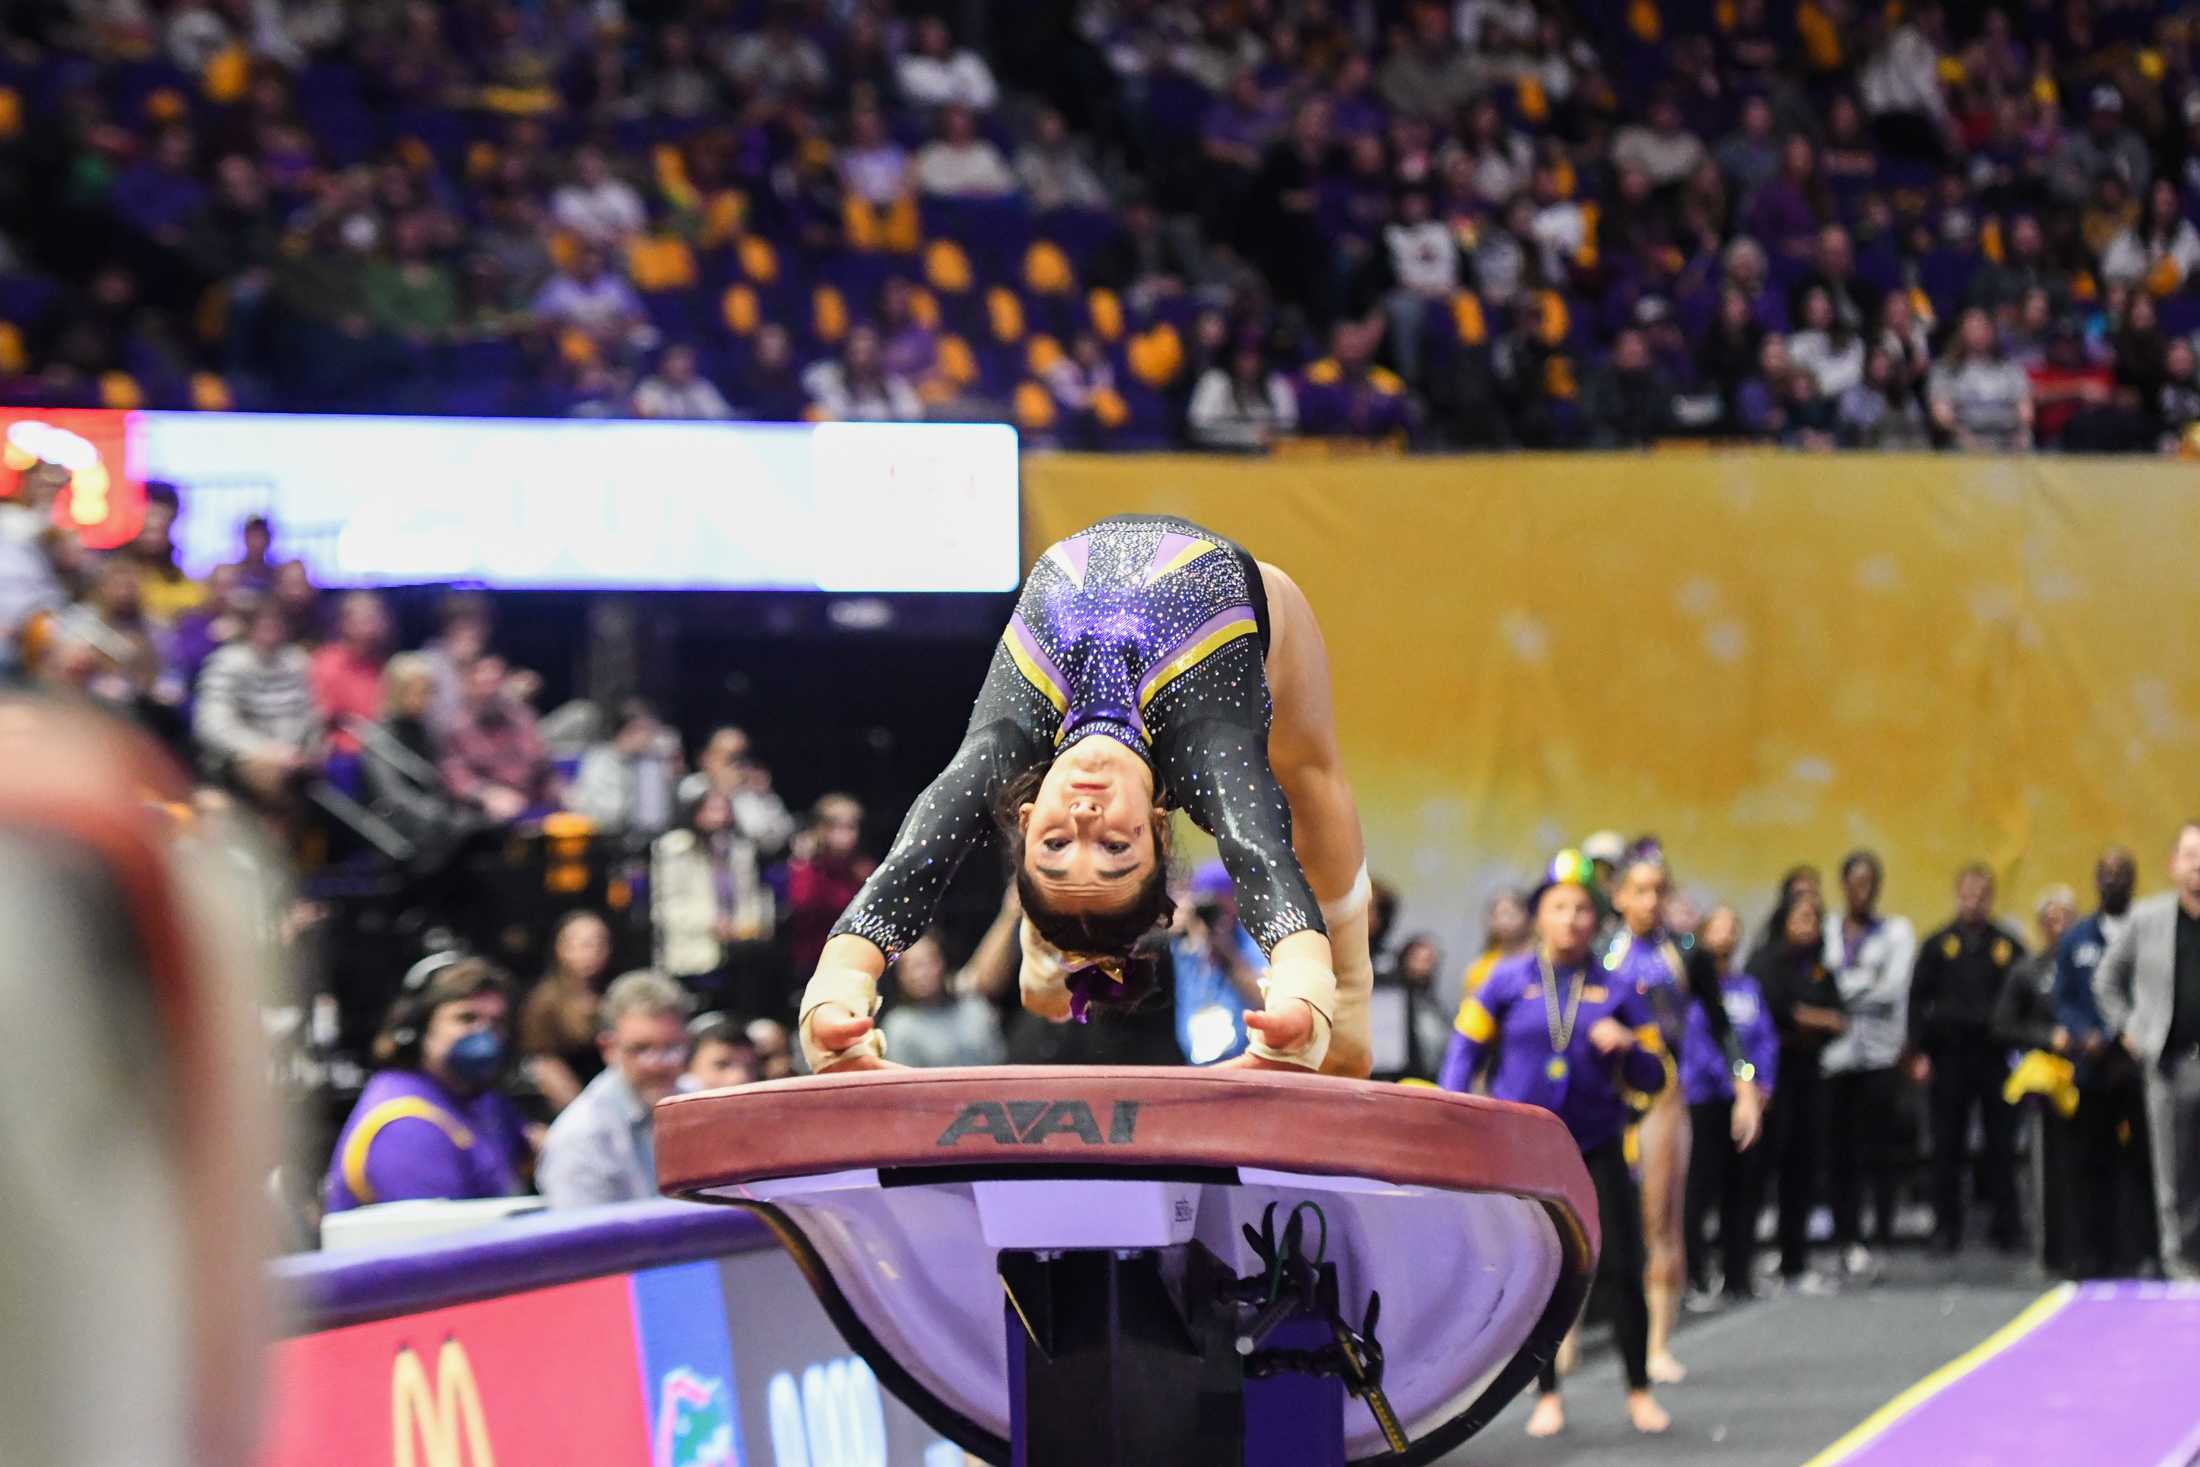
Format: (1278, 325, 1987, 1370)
(828, 515, 1325, 959)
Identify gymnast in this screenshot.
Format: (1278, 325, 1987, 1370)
(796, 513, 1372, 1078)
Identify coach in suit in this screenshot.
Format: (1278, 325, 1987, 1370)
(2094, 822, 2200, 1280)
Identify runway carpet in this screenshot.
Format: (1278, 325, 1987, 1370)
(1444, 1252, 2104, 1467)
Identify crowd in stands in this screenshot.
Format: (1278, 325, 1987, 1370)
(2, 1, 2200, 449)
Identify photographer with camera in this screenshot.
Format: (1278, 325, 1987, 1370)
(1171, 861, 1271, 1066)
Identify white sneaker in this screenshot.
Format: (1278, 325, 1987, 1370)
(1841, 1244, 1876, 1278)
(1793, 1270, 1840, 1297)
(1684, 1287, 1722, 1315)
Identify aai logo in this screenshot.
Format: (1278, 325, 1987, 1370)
(935, 1099, 1141, 1147)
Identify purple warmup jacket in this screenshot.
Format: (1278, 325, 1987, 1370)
(1679, 974, 1781, 1106)
(323, 1068, 525, 1214)
(1439, 949, 1668, 1154)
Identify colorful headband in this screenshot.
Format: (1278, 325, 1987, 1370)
(1061, 952, 1128, 1024)
(1544, 849, 1597, 889)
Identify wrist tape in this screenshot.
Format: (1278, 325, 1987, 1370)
(798, 966, 887, 1070)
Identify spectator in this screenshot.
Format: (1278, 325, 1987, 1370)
(1016, 107, 1110, 214)
(1789, 286, 1867, 399)
(2028, 320, 2117, 449)
(1172, 865, 1268, 1065)
(1462, 99, 1534, 208)
(1732, 333, 1794, 439)
(2156, 338, 2200, 450)
(713, 1, 823, 97)
(1797, 225, 1881, 336)
(1093, 194, 1201, 312)
(1995, 884, 2079, 1274)
(896, 16, 999, 113)
(632, 344, 734, 420)
(1251, 99, 1339, 322)
(2001, 287, 2057, 368)
(222, 514, 283, 603)
(1715, 95, 1783, 210)
(166, 561, 247, 693)
(2056, 846, 2157, 1278)
(1698, 285, 1767, 423)
(550, 146, 647, 250)
(519, 909, 616, 1115)
(2101, 178, 2200, 295)
(323, 955, 526, 1214)
(1379, 184, 1460, 386)
(2053, 85, 2152, 203)
(53, 555, 165, 711)
(1859, 3, 1952, 159)
(124, 485, 205, 628)
(914, 105, 1016, 199)
(803, 324, 924, 422)
(684, 1012, 759, 1091)
(1463, 889, 1533, 995)
(783, 792, 874, 978)
(1188, 340, 1298, 451)
(421, 591, 491, 741)
(361, 213, 458, 344)
(570, 698, 682, 840)
(684, 724, 797, 854)
(194, 600, 319, 805)
(531, 243, 652, 358)
(1582, 329, 1676, 448)
(839, 102, 911, 209)
(1929, 307, 2034, 450)
(271, 560, 320, 646)
(358, 651, 477, 866)
(646, 24, 721, 119)
(1293, 318, 1410, 439)
(652, 786, 777, 986)
(538, 971, 693, 1209)
(1752, 887, 1845, 1291)
(881, 899, 1018, 1068)
(1378, 1, 1475, 122)
(1369, 932, 1451, 1084)
(441, 654, 560, 823)
(1971, 213, 2067, 317)
(1612, 93, 1707, 191)
(1837, 344, 1933, 448)
(1780, 366, 1838, 448)
(309, 591, 392, 756)
(110, 126, 207, 246)
(2092, 822, 2200, 1281)
(1909, 863, 2026, 1253)
(1748, 135, 1829, 260)
(1682, 906, 1777, 1302)
(1044, 332, 1120, 446)
(732, 323, 810, 423)
(1821, 851, 1918, 1281)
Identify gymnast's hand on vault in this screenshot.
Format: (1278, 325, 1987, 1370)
(805, 1003, 903, 1072)
(1219, 999, 1318, 1071)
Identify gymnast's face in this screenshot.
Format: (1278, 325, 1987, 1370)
(1018, 740, 1166, 911)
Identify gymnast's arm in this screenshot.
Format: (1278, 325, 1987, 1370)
(803, 653, 1048, 1069)
(1157, 711, 1337, 1059)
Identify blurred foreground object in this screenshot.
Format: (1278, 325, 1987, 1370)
(0, 697, 282, 1466)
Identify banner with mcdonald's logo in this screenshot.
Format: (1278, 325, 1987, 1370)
(258, 1276, 650, 1467)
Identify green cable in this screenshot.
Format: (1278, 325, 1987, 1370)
(1259, 1200, 1334, 1305)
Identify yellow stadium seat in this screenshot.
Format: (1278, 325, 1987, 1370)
(190, 373, 233, 412)
(738, 235, 779, 285)
(0, 88, 19, 141)
(1024, 240, 1075, 296)
(908, 287, 942, 330)
(843, 195, 883, 252)
(1127, 323, 1183, 387)
(721, 285, 760, 336)
(1087, 288, 1124, 342)
(1014, 381, 1057, 431)
(814, 285, 849, 343)
(926, 239, 974, 294)
(145, 87, 189, 122)
(1091, 385, 1130, 429)
(99, 372, 144, 411)
(883, 194, 921, 253)
(201, 47, 248, 104)
(988, 287, 1025, 343)
(0, 322, 23, 375)
(1026, 335, 1064, 376)
(938, 334, 979, 386)
(466, 141, 500, 180)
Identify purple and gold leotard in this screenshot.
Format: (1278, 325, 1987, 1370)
(829, 514, 1324, 958)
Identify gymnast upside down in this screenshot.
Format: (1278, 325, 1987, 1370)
(799, 513, 1373, 1078)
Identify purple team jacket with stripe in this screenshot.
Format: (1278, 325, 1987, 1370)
(1679, 975, 1781, 1106)
(323, 1068, 526, 1214)
(1438, 949, 1668, 1154)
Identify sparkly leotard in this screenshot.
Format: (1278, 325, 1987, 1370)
(829, 515, 1324, 958)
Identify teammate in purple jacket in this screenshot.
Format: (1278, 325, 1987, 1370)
(1679, 907, 1779, 1302)
(1440, 850, 1672, 1439)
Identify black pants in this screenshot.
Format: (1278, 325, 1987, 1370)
(1771, 1046, 1826, 1277)
(1539, 1139, 1650, 1394)
(1827, 1066, 1904, 1249)
(1686, 1098, 1766, 1294)
(1928, 1035, 2020, 1246)
(2073, 1059, 2160, 1276)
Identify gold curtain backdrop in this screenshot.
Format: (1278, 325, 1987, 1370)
(1022, 453, 2200, 967)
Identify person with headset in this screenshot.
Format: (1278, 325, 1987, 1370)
(323, 953, 530, 1215)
